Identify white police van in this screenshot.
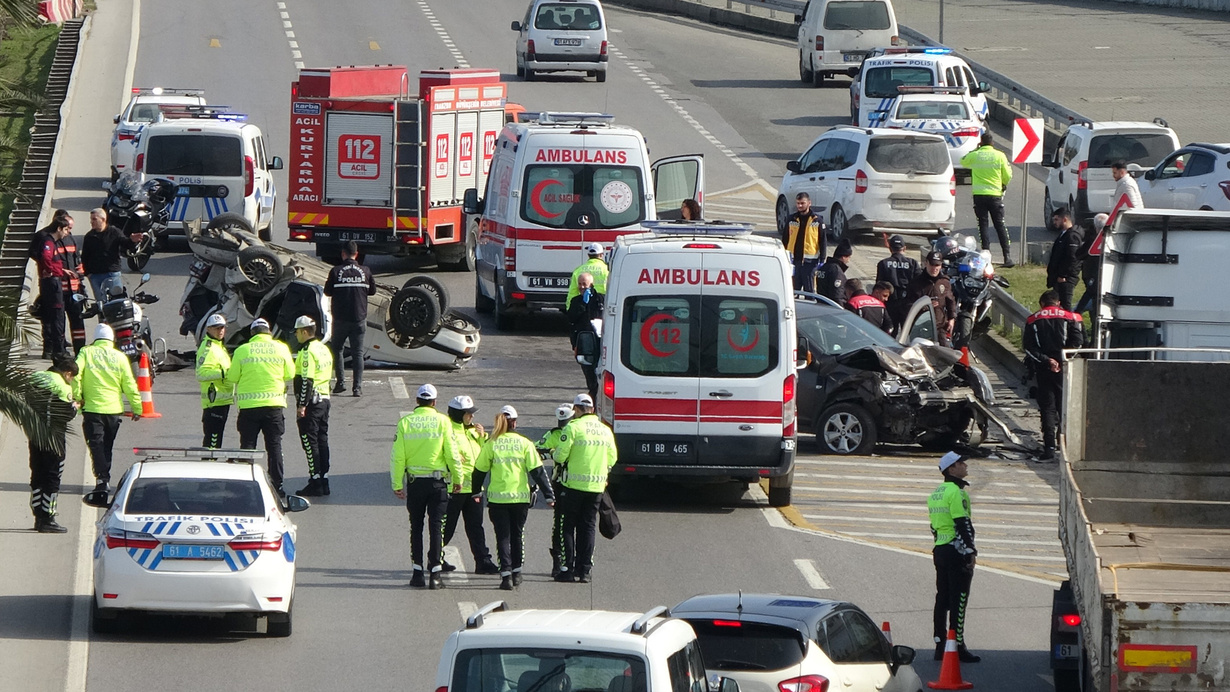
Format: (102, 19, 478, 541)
(132, 106, 283, 241)
(850, 47, 987, 128)
(595, 221, 797, 506)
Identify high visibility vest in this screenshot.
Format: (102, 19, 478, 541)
(553, 414, 618, 493)
(928, 481, 971, 546)
(391, 406, 458, 490)
(566, 257, 609, 305)
(960, 145, 1013, 197)
(475, 432, 541, 504)
(195, 336, 233, 409)
(223, 334, 295, 409)
(449, 420, 487, 494)
(295, 339, 334, 400)
(74, 340, 140, 415)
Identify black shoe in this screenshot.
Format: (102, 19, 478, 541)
(512, 571, 523, 586)
(320, 478, 330, 495)
(554, 571, 575, 583)
(475, 560, 500, 575)
(1037, 448, 1057, 461)
(353, 387, 362, 397)
(333, 382, 346, 395)
(1002, 257, 1016, 268)
(93, 481, 109, 494)
(499, 576, 515, 591)
(409, 569, 426, 588)
(576, 570, 591, 584)
(934, 643, 945, 661)
(551, 567, 561, 579)
(275, 486, 287, 500)
(297, 479, 326, 497)
(441, 559, 457, 572)
(429, 572, 445, 590)
(957, 645, 981, 663)
(35, 518, 68, 534)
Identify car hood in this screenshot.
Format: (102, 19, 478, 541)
(834, 344, 961, 381)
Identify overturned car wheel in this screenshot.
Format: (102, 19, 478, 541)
(817, 403, 876, 455)
(401, 275, 450, 314)
(206, 211, 256, 237)
(390, 285, 442, 338)
(237, 246, 283, 297)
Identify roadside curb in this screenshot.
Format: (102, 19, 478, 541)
(975, 330, 1026, 380)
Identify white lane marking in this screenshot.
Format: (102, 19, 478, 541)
(761, 507, 789, 529)
(980, 553, 1067, 562)
(65, 445, 97, 692)
(796, 458, 1054, 476)
(292, 50, 302, 59)
(802, 501, 1055, 518)
(283, 20, 292, 28)
(389, 376, 409, 399)
(120, 0, 141, 104)
(286, 30, 295, 38)
(280, 11, 289, 18)
(802, 514, 1058, 531)
(838, 532, 1058, 547)
(400, 411, 412, 418)
(458, 601, 478, 622)
(295, 61, 305, 69)
(794, 485, 1055, 504)
(444, 546, 469, 583)
(416, 0, 469, 68)
(288, 40, 298, 48)
(793, 558, 830, 590)
(277, 1, 285, 7)
(798, 472, 1057, 494)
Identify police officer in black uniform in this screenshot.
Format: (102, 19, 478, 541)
(876, 234, 920, 327)
(1023, 290, 1085, 460)
(816, 239, 852, 307)
(324, 241, 376, 396)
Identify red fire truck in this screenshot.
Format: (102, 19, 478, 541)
(287, 65, 507, 269)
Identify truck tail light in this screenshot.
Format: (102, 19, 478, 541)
(503, 239, 516, 271)
(783, 374, 796, 436)
(778, 675, 829, 692)
(600, 40, 608, 56)
(1061, 614, 1081, 627)
(244, 155, 255, 197)
(854, 169, 868, 193)
(228, 535, 284, 552)
(950, 173, 957, 196)
(105, 529, 160, 551)
(527, 40, 536, 60)
(289, 228, 312, 241)
(134, 153, 144, 172)
(1219, 181, 1230, 200)
(1077, 161, 1088, 190)
(814, 35, 824, 51)
(890, 35, 900, 46)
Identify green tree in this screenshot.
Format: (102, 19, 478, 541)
(0, 289, 67, 452)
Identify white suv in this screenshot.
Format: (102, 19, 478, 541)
(1137, 142, 1230, 212)
(436, 602, 742, 692)
(776, 126, 955, 241)
(1041, 119, 1179, 227)
(513, 0, 609, 82)
(110, 87, 205, 181)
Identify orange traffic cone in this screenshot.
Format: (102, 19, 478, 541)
(881, 621, 892, 644)
(928, 630, 973, 690)
(134, 351, 162, 419)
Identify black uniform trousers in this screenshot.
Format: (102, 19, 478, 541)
(1035, 368, 1063, 450)
(557, 487, 602, 575)
(38, 277, 66, 356)
(443, 492, 492, 565)
(29, 441, 66, 519)
(972, 195, 1010, 257)
(63, 287, 86, 353)
(549, 480, 565, 571)
(933, 542, 975, 644)
(330, 320, 365, 389)
(201, 406, 230, 449)
(488, 503, 530, 575)
(1054, 280, 1076, 312)
(406, 477, 449, 571)
(237, 407, 286, 490)
(296, 399, 331, 479)
(82, 412, 121, 484)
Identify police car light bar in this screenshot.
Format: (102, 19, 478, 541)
(158, 105, 247, 121)
(133, 447, 267, 463)
(641, 220, 755, 236)
(896, 86, 968, 94)
(880, 47, 952, 55)
(532, 112, 615, 126)
(131, 87, 206, 96)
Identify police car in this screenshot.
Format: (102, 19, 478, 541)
(89, 448, 308, 637)
(110, 87, 206, 181)
(868, 87, 985, 181)
(850, 47, 987, 129)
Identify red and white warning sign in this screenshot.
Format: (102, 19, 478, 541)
(338, 134, 381, 179)
(434, 134, 450, 178)
(458, 132, 474, 177)
(1012, 118, 1043, 165)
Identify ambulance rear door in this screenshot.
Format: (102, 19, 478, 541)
(651, 154, 704, 220)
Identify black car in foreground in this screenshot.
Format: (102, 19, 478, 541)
(795, 294, 1013, 455)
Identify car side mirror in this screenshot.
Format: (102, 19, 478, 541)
(794, 13, 802, 22)
(511, 20, 522, 31)
(463, 188, 484, 215)
(796, 336, 812, 369)
(73, 293, 88, 303)
(284, 495, 311, 512)
(976, 81, 990, 94)
(83, 489, 112, 509)
(1144, 169, 1156, 181)
(889, 645, 916, 674)
(710, 678, 740, 692)
(269, 156, 284, 171)
(1041, 156, 1055, 168)
(786, 160, 802, 174)
(113, 114, 120, 124)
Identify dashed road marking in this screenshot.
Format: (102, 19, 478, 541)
(209, 38, 220, 48)
(389, 376, 409, 399)
(416, 1, 469, 68)
(370, 40, 381, 50)
(793, 558, 831, 590)
(444, 546, 469, 583)
(277, 3, 304, 70)
(458, 601, 478, 622)
(761, 506, 789, 529)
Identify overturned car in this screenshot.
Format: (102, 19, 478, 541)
(795, 294, 1015, 455)
(179, 214, 479, 369)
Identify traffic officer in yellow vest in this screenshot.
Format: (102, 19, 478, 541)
(565, 242, 609, 305)
(552, 392, 617, 583)
(472, 405, 555, 591)
(195, 313, 232, 449)
(27, 355, 79, 533)
(293, 316, 333, 497)
(74, 324, 141, 495)
(391, 383, 459, 590)
(442, 395, 499, 575)
(928, 452, 981, 663)
(960, 133, 1015, 266)
(537, 403, 574, 577)
(223, 318, 295, 497)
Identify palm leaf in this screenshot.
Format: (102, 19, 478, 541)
(0, 288, 62, 451)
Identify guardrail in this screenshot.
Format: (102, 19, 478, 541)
(721, 0, 800, 16)
(988, 283, 1030, 340)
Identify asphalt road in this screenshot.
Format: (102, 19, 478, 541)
(14, 0, 1189, 688)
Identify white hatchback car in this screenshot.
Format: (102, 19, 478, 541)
(110, 87, 206, 181)
(673, 593, 923, 692)
(867, 88, 985, 181)
(1137, 142, 1230, 212)
(513, 0, 609, 82)
(89, 448, 308, 637)
(777, 126, 955, 241)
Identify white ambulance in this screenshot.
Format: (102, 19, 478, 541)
(595, 221, 798, 506)
(464, 113, 703, 329)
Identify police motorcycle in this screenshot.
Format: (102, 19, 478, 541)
(75, 273, 164, 374)
(931, 235, 1010, 350)
(101, 172, 177, 272)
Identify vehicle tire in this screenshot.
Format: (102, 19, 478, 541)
(1053, 670, 1079, 692)
(237, 246, 284, 297)
(768, 472, 793, 507)
(390, 285, 442, 338)
(475, 272, 495, 313)
(91, 599, 119, 635)
(524, 68, 536, 82)
(776, 196, 791, 236)
(829, 205, 848, 243)
(516, 64, 525, 78)
(401, 275, 450, 313)
(799, 53, 813, 83)
(952, 312, 975, 350)
(1043, 190, 1058, 232)
(596, 70, 607, 83)
(267, 606, 292, 638)
(441, 227, 477, 272)
(812, 65, 826, 88)
(206, 211, 256, 236)
(494, 286, 516, 331)
(258, 226, 272, 242)
(110, 166, 119, 183)
(816, 403, 876, 455)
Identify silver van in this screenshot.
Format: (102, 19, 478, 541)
(797, 0, 899, 87)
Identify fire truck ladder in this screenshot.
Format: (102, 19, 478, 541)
(394, 100, 423, 231)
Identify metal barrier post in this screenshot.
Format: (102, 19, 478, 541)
(1019, 162, 1029, 266)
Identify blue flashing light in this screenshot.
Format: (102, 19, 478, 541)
(924, 47, 952, 54)
(216, 112, 247, 122)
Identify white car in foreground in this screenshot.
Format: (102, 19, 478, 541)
(89, 448, 308, 637)
(110, 87, 206, 181)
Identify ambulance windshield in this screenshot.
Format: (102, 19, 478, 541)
(521, 164, 644, 229)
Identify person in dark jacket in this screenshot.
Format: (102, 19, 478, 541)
(324, 241, 376, 396)
(1073, 213, 1108, 316)
(1023, 290, 1084, 460)
(1047, 207, 1083, 311)
(31, 214, 74, 359)
(567, 272, 604, 399)
(80, 208, 140, 300)
(816, 239, 853, 306)
(908, 251, 958, 346)
(844, 279, 893, 334)
(51, 211, 87, 353)
(876, 234, 920, 327)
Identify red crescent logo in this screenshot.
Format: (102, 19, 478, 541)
(530, 179, 564, 219)
(726, 317, 760, 353)
(640, 313, 678, 358)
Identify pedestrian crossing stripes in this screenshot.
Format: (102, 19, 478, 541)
(704, 181, 777, 231)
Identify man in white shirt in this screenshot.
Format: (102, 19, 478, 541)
(1111, 161, 1143, 209)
